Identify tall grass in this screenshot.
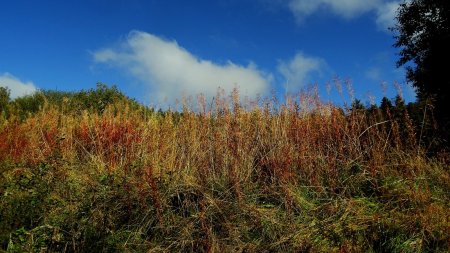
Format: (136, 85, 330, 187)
(0, 88, 448, 252)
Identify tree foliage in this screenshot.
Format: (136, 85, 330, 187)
(0, 87, 10, 114)
(393, 0, 450, 147)
(5, 83, 146, 120)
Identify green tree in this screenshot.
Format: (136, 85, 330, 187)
(380, 97, 393, 119)
(393, 0, 450, 147)
(393, 95, 416, 147)
(350, 99, 365, 111)
(0, 87, 10, 114)
(9, 92, 46, 120)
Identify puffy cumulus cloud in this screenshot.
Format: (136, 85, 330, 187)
(0, 73, 37, 99)
(277, 52, 327, 90)
(287, 0, 402, 31)
(93, 31, 271, 102)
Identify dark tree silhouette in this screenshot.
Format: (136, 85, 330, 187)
(393, 0, 450, 147)
(380, 97, 393, 118)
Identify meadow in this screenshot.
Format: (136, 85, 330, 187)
(0, 84, 448, 252)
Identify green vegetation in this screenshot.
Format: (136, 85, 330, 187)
(0, 84, 448, 252)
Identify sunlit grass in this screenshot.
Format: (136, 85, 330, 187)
(0, 86, 448, 252)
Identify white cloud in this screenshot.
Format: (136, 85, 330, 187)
(287, 0, 402, 31)
(93, 31, 271, 102)
(289, 0, 380, 21)
(0, 73, 37, 99)
(277, 52, 326, 90)
(375, 1, 400, 30)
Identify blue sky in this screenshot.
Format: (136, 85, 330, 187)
(0, 0, 415, 106)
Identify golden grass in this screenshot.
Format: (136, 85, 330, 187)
(0, 89, 448, 252)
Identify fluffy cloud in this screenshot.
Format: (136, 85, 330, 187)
(287, 0, 402, 30)
(0, 73, 37, 99)
(93, 31, 271, 102)
(277, 52, 327, 90)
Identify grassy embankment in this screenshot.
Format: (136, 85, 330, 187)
(0, 86, 448, 252)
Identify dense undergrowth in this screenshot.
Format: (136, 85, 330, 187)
(0, 85, 448, 252)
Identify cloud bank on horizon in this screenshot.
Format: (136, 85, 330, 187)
(287, 0, 402, 30)
(0, 73, 37, 99)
